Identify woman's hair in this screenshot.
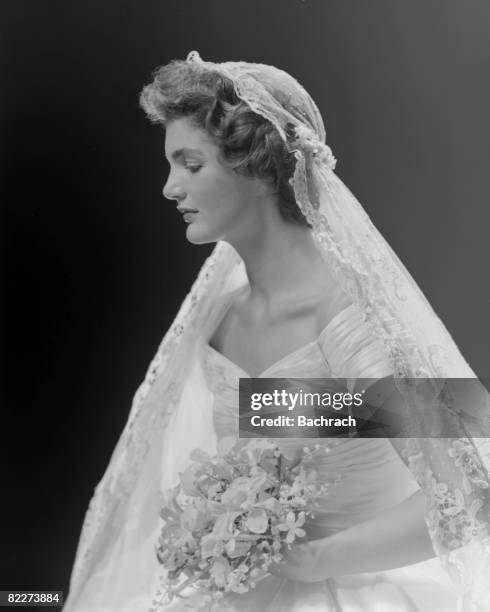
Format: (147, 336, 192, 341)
(139, 60, 308, 226)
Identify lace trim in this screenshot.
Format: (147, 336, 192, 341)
(449, 439, 490, 492)
(69, 243, 239, 596)
(402, 439, 489, 556)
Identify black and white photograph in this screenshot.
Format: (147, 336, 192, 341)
(2, 1, 490, 611)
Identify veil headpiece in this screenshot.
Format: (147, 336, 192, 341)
(66, 51, 490, 610)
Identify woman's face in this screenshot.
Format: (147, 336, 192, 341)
(163, 117, 268, 245)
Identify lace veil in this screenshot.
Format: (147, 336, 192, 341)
(65, 51, 490, 610)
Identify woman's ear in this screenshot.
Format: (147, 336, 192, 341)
(250, 174, 278, 200)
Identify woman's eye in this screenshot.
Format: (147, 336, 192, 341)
(186, 164, 202, 174)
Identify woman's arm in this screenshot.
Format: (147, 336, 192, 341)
(320, 488, 435, 575)
(270, 489, 435, 583)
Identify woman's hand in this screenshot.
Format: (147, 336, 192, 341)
(268, 538, 331, 583)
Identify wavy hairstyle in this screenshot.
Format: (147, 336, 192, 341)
(139, 60, 308, 226)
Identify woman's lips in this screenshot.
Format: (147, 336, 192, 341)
(183, 211, 198, 223)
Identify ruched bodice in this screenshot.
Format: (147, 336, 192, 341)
(201, 301, 421, 537)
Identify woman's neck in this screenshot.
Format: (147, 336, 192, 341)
(227, 209, 329, 312)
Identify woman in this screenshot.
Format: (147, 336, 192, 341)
(63, 52, 490, 611)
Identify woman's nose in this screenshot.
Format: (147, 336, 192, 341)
(162, 174, 186, 202)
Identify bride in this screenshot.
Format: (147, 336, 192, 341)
(63, 52, 490, 611)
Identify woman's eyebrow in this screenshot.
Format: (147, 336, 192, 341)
(169, 147, 204, 161)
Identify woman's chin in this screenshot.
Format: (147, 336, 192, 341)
(185, 224, 218, 245)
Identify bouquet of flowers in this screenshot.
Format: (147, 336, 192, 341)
(151, 437, 335, 611)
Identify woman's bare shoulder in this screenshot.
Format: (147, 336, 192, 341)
(209, 285, 248, 349)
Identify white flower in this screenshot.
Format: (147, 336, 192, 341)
(277, 510, 306, 544)
(292, 124, 337, 170)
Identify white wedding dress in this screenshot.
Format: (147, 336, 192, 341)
(64, 297, 461, 612)
(193, 300, 460, 611)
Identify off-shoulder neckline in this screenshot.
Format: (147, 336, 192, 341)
(205, 301, 358, 378)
